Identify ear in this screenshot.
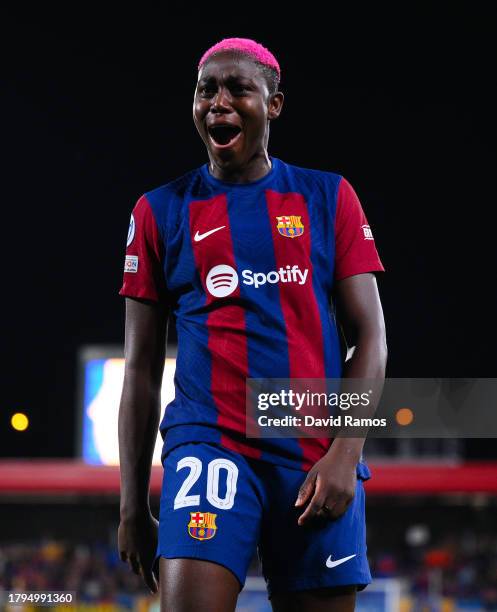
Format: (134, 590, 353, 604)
(268, 92, 284, 120)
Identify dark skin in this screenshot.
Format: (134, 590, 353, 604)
(118, 297, 166, 595)
(118, 51, 387, 612)
(192, 51, 283, 183)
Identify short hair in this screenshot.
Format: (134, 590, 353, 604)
(198, 37, 281, 95)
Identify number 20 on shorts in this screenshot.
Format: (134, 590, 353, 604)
(173, 456, 239, 510)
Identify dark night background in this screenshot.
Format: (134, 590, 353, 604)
(2, 6, 496, 459)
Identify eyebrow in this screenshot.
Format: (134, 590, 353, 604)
(198, 75, 255, 86)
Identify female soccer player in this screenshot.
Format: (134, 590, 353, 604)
(118, 38, 387, 612)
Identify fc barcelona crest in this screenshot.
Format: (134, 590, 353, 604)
(276, 215, 304, 238)
(188, 511, 218, 541)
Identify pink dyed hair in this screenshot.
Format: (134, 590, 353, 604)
(198, 37, 281, 79)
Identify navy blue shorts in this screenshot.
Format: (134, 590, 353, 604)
(156, 442, 372, 596)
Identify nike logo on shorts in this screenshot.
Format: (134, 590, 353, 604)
(325, 554, 356, 568)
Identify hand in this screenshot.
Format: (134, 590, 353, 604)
(294, 448, 357, 527)
(118, 510, 159, 594)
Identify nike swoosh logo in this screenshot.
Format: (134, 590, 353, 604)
(325, 554, 356, 569)
(194, 226, 226, 242)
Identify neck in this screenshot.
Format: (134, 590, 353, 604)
(208, 151, 272, 184)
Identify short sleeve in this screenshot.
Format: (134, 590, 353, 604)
(334, 177, 385, 281)
(118, 194, 167, 302)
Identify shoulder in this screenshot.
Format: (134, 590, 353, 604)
(134, 167, 207, 233)
(143, 166, 204, 206)
(276, 158, 343, 193)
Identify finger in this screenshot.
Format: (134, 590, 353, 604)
(328, 495, 354, 520)
(142, 566, 159, 594)
(297, 492, 326, 526)
(316, 504, 336, 521)
(152, 557, 160, 583)
(328, 502, 347, 520)
(324, 489, 355, 519)
(128, 553, 141, 576)
(295, 472, 317, 507)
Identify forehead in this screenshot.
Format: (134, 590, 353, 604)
(197, 52, 263, 83)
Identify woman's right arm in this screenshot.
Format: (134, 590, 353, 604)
(118, 296, 168, 593)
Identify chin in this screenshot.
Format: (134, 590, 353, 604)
(210, 149, 243, 167)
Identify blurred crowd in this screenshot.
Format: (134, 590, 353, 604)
(0, 541, 146, 606)
(369, 528, 497, 608)
(1, 528, 497, 607)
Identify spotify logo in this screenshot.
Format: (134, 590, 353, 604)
(206, 265, 239, 297)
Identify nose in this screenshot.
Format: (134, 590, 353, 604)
(210, 86, 232, 113)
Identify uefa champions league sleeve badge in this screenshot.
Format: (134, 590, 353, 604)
(127, 213, 135, 247)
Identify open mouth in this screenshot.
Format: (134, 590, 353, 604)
(208, 125, 242, 147)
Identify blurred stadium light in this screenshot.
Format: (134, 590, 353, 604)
(77, 345, 177, 466)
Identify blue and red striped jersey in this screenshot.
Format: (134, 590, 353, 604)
(119, 157, 384, 471)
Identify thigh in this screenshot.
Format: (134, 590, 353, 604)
(160, 557, 239, 612)
(156, 442, 263, 594)
(259, 465, 371, 597)
(271, 586, 357, 612)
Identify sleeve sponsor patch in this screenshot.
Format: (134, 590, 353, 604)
(334, 177, 385, 281)
(124, 255, 138, 273)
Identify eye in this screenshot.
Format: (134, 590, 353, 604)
(231, 84, 250, 95)
(197, 81, 216, 98)
(198, 85, 216, 97)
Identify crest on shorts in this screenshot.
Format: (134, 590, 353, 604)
(187, 511, 218, 541)
(276, 215, 304, 238)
